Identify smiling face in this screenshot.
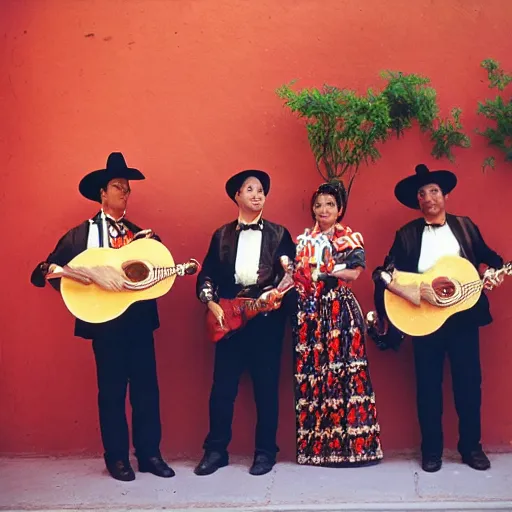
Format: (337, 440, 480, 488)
(313, 193, 342, 231)
(100, 178, 131, 216)
(235, 176, 266, 214)
(417, 182, 447, 219)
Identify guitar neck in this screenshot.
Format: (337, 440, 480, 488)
(156, 263, 187, 279)
(157, 266, 178, 279)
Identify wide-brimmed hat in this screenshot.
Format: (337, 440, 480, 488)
(79, 152, 145, 202)
(225, 170, 270, 202)
(394, 164, 457, 209)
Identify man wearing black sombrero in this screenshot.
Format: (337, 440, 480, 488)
(194, 169, 295, 476)
(31, 152, 175, 481)
(372, 164, 505, 473)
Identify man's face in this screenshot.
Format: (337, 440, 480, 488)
(101, 178, 131, 211)
(417, 182, 446, 217)
(235, 177, 266, 213)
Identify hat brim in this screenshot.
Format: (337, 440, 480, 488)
(394, 170, 457, 209)
(79, 167, 145, 202)
(225, 170, 270, 202)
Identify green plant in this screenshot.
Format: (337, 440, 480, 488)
(430, 108, 471, 162)
(380, 71, 438, 136)
(477, 59, 512, 170)
(276, 72, 469, 205)
(481, 59, 512, 91)
(275, 83, 390, 195)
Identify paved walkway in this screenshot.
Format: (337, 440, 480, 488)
(1, 454, 512, 511)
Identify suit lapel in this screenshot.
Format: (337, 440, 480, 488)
(403, 218, 425, 273)
(446, 214, 475, 264)
(219, 221, 239, 268)
(257, 222, 272, 286)
(71, 220, 90, 258)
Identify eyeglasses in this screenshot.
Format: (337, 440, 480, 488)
(110, 182, 131, 195)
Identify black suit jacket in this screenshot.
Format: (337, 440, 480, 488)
(31, 213, 160, 339)
(196, 219, 296, 307)
(374, 213, 503, 329)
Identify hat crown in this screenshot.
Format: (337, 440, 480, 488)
(415, 164, 430, 176)
(225, 169, 270, 202)
(395, 164, 457, 209)
(79, 152, 144, 203)
(106, 152, 128, 171)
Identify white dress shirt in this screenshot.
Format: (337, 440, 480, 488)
(417, 223, 461, 273)
(234, 214, 263, 287)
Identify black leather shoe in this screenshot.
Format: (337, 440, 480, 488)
(138, 456, 175, 478)
(421, 455, 442, 473)
(194, 451, 229, 476)
(105, 459, 136, 481)
(249, 453, 275, 476)
(462, 450, 491, 471)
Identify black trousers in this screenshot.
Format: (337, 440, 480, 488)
(413, 316, 482, 458)
(203, 311, 286, 458)
(92, 329, 162, 462)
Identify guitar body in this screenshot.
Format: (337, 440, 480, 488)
(61, 238, 176, 324)
(384, 255, 481, 337)
(205, 285, 291, 342)
(206, 297, 259, 343)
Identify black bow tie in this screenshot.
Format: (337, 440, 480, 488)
(424, 220, 446, 229)
(106, 216, 126, 233)
(238, 222, 262, 231)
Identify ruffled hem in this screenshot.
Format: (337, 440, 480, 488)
(297, 449, 384, 466)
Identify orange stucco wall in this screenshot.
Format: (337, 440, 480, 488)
(1, 0, 511, 459)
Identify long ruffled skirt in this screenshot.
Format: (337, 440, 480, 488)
(294, 286, 383, 466)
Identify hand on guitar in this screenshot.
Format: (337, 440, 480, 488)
(372, 261, 395, 288)
(207, 301, 226, 330)
(483, 267, 505, 290)
(132, 229, 154, 241)
(46, 264, 92, 285)
(47, 264, 127, 291)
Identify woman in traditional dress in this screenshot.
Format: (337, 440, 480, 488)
(293, 182, 383, 466)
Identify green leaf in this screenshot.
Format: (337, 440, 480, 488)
(477, 59, 512, 168)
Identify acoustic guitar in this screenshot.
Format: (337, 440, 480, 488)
(51, 238, 199, 323)
(384, 255, 511, 336)
(206, 273, 294, 343)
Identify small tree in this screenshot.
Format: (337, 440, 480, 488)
(276, 71, 470, 210)
(276, 83, 389, 196)
(477, 59, 512, 171)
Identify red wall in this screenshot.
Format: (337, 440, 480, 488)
(1, 0, 511, 459)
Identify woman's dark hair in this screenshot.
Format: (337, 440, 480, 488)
(310, 181, 347, 223)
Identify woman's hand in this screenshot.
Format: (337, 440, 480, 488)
(208, 301, 225, 329)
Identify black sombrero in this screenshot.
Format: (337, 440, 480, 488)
(225, 170, 270, 202)
(79, 152, 145, 203)
(394, 164, 457, 209)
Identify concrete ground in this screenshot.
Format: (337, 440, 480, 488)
(1, 454, 511, 512)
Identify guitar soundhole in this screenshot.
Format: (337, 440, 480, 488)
(432, 277, 456, 298)
(122, 261, 150, 282)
